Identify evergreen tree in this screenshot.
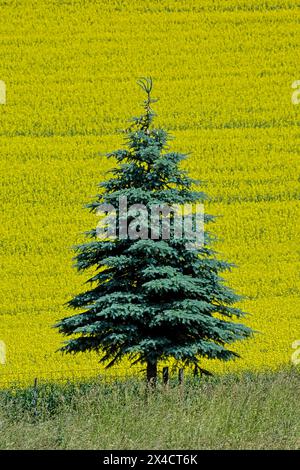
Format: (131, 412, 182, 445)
(56, 78, 252, 384)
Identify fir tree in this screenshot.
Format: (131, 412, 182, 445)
(56, 78, 252, 384)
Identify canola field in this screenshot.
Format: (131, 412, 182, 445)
(0, 0, 299, 386)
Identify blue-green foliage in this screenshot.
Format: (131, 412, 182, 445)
(56, 78, 252, 375)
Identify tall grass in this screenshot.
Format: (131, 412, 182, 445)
(0, 369, 299, 450)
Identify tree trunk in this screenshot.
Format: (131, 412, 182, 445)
(146, 359, 157, 387)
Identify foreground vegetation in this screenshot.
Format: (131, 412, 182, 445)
(0, 369, 299, 450)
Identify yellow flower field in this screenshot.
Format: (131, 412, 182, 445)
(0, 0, 299, 386)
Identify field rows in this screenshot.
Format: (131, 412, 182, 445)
(0, 0, 299, 385)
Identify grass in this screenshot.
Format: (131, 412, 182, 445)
(0, 368, 299, 450)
